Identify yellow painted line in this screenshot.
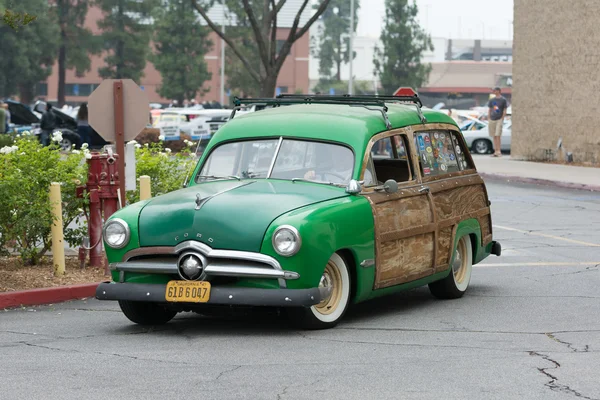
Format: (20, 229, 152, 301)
(475, 262, 600, 267)
(493, 225, 600, 247)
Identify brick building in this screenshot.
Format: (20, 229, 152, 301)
(39, 2, 310, 106)
(512, 1, 600, 163)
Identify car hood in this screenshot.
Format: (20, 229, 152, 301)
(137, 179, 348, 252)
(6, 101, 39, 125)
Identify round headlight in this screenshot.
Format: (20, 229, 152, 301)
(272, 225, 301, 257)
(103, 218, 130, 249)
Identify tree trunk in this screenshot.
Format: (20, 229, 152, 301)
(19, 84, 35, 105)
(57, 42, 67, 107)
(57, 0, 67, 107)
(336, 60, 341, 81)
(259, 72, 277, 97)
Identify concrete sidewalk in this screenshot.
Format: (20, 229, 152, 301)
(472, 155, 600, 191)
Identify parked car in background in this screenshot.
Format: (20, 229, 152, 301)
(156, 108, 231, 142)
(32, 101, 108, 150)
(462, 120, 511, 154)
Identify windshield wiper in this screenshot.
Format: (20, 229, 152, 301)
(291, 178, 345, 187)
(197, 175, 241, 181)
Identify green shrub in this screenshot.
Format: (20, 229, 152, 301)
(0, 133, 88, 264)
(126, 140, 198, 204)
(0, 133, 15, 148)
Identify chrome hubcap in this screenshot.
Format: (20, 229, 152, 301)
(475, 141, 488, 153)
(315, 261, 342, 315)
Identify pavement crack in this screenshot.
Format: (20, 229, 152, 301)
(214, 365, 242, 381)
(20, 341, 203, 366)
(546, 333, 591, 353)
(298, 332, 512, 353)
(528, 351, 598, 400)
(276, 385, 290, 400)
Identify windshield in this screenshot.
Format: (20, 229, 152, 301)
(196, 138, 354, 185)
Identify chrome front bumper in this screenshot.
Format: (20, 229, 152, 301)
(113, 241, 299, 288)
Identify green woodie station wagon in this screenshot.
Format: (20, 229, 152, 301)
(96, 90, 501, 329)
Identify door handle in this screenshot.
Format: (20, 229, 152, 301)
(418, 186, 430, 194)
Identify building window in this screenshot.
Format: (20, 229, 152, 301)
(65, 84, 97, 97)
(276, 39, 285, 53)
(36, 82, 48, 96)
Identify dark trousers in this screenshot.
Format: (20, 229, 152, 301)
(40, 130, 51, 146)
(77, 125, 92, 147)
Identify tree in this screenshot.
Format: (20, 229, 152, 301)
(95, 0, 158, 82)
(151, 0, 212, 104)
(312, 0, 359, 81)
(0, 0, 58, 103)
(2, 8, 36, 31)
(373, 0, 433, 95)
(53, 0, 101, 106)
(191, 0, 332, 97)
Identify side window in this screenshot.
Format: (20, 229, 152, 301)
(449, 131, 473, 171)
(366, 134, 413, 185)
(414, 131, 461, 177)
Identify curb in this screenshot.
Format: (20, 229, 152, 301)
(479, 173, 600, 192)
(0, 283, 100, 310)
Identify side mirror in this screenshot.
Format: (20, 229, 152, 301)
(375, 179, 398, 194)
(383, 179, 398, 194)
(345, 179, 362, 195)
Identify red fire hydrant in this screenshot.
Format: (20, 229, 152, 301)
(81, 149, 121, 271)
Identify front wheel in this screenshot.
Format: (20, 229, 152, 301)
(429, 236, 473, 299)
(288, 253, 351, 330)
(118, 300, 177, 325)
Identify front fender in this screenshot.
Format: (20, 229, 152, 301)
(260, 195, 375, 290)
(104, 200, 151, 280)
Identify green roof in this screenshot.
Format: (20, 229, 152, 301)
(211, 103, 457, 152)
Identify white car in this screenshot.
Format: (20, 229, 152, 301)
(462, 120, 512, 154)
(156, 109, 231, 141)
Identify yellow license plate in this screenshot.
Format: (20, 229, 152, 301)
(165, 281, 211, 303)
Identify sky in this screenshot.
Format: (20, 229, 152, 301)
(356, 0, 514, 40)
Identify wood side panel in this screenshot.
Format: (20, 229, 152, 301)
(437, 227, 453, 267)
(377, 233, 435, 287)
(373, 195, 433, 235)
(431, 181, 488, 264)
(433, 184, 487, 220)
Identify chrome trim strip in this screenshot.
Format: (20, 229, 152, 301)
(110, 261, 177, 274)
(110, 262, 299, 282)
(204, 265, 299, 280)
(266, 136, 283, 178)
(360, 259, 375, 268)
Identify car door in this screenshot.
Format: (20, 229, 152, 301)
(412, 125, 494, 273)
(361, 131, 437, 290)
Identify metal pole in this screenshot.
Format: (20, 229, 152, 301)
(113, 80, 126, 207)
(49, 182, 65, 276)
(348, 0, 355, 95)
(220, 1, 225, 105)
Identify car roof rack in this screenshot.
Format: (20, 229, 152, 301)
(230, 92, 427, 128)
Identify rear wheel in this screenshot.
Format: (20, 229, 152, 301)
(472, 139, 492, 154)
(288, 253, 351, 330)
(429, 236, 473, 299)
(118, 300, 177, 325)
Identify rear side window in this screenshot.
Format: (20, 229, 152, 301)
(414, 131, 461, 177)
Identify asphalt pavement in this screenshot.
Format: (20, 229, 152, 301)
(1, 181, 600, 400)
